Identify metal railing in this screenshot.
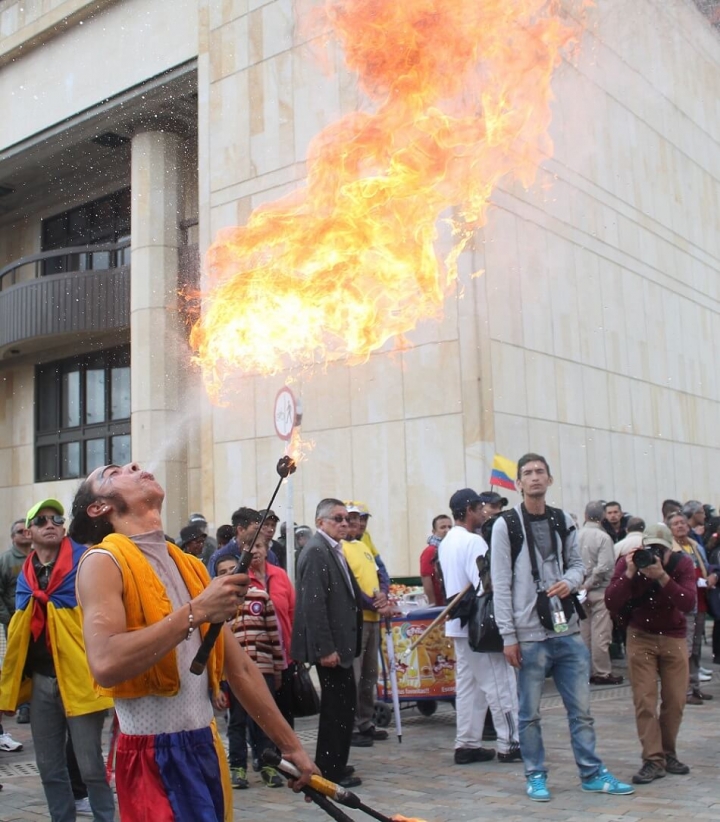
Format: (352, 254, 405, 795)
(0, 239, 131, 291)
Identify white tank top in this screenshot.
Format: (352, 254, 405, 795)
(83, 530, 214, 735)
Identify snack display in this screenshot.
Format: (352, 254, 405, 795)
(378, 608, 456, 700)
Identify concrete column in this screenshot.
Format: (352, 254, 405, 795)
(130, 130, 187, 537)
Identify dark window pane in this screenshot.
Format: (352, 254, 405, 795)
(111, 367, 130, 420)
(62, 371, 80, 428)
(61, 442, 81, 479)
(85, 369, 106, 424)
(111, 435, 131, 466)
(35, 345, 130, 482)
(85, 439, 106, 473)
(37, 369, 59, 431)
(37, 446, 57, 482)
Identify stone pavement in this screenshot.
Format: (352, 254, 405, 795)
(1, 660, 718, 822)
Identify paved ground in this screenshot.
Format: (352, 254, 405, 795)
(0, 658, 718, 821)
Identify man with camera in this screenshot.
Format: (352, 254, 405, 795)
(605, 524, 697, 785)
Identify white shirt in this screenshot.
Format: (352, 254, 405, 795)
(438, 524, 488, 638)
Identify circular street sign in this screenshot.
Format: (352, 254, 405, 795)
(274, 387, 296, 441)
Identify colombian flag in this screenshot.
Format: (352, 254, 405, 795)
(490, 454, 517, 491)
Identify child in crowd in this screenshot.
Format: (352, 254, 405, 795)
(215, 555, 285, 789)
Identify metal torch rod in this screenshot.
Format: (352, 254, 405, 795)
(264, 751, 393, 822)
(190, 456, 296, 674)
(401, 582, 473, 657)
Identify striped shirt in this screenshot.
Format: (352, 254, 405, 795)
(229, 585, 284, 677)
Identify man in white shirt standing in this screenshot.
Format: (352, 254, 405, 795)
(438, 488, 520, 765)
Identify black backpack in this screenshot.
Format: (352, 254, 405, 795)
(479, 506, 571, 590)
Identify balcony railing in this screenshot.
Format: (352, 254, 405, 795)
(0, 233, 199, 357)
(0, 239, 132, 291)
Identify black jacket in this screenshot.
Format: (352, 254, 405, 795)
(291, 532, 362, 668)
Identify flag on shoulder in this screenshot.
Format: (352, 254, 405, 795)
(490, 454, 516, 491)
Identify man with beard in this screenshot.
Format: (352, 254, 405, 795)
(69, 463, 314, 821)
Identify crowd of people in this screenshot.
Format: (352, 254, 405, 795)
(419, 453, 719, 800)
(0, 454, 717, 818)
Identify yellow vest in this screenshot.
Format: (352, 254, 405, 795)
(343, 539, 381, 622)
(90, 534, 224, 699)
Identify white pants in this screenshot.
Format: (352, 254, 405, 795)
(453, 637, 519, 753)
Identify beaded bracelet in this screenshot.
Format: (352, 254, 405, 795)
(185, 601, 195, 641)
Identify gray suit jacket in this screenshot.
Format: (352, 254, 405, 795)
(291, 531, 362, 668)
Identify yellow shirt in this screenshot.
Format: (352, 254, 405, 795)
(343, 539, 381, 622)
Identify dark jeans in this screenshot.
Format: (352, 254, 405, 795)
(66, 734, 87, 800)
(227, 673, 276, 769)
(315, 664, 356, 782)
(30, 673, 114, 822)
(274, 664, 295, 729)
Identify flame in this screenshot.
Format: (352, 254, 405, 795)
(286, 426, 315, 466)
(191, 0, 581, 397)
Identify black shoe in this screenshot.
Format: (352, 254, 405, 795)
(337, 776, 362, 789)
(692, 689, 713, 701)
(497, 744, 523, 763)
(343, 765, 355, 777)
(590, 674, 624, 685)
(454, 747, 496, 764)
(664, 755, 690, 775)
(632, 761, 666, 784)
(350, 733, 373, 748)
(369, 727, 388, 741)
(16, 706, 29, 725)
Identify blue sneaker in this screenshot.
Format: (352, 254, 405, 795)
(581, 767, 634, 795)
(526, 771, 551, 801)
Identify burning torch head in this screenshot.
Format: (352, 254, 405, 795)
(276, 456, 297, 479)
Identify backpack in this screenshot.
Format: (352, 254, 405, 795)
(479, 506, 571, 588)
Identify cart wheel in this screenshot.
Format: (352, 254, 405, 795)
(374, 702, 392, 727)
(416, 700, 437, 717)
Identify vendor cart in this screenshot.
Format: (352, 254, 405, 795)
(375, 605, 456, 726)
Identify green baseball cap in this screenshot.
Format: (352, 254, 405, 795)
(26, 498, 65, 528)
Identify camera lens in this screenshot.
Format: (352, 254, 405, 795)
(634, 547, 656, 569)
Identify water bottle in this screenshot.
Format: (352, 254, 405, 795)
(550, 595, 568, 633)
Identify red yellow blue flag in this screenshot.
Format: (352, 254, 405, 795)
(490, 454, 516, 492)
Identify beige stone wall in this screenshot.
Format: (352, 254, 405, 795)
(0, 0, 197, 150)
(197, 0, 720, 575)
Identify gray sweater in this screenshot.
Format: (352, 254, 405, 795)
(491, 504, 585, 646)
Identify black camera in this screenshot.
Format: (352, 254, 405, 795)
(634, 545, 662, 569)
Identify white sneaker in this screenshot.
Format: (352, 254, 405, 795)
(699, 666, 713, 677)
(0, 732, 23, 752)
(699, 671, 712, 682)
(75, 798, 92, 817)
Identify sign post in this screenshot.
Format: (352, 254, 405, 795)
(274, 387, 300, 585)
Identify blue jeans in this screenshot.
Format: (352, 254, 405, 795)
(518, 633, 603, 779)
(30, 673, 115, 822)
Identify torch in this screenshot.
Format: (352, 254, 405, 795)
(190, 455, 297, 674)
(263, 751, 394, 822)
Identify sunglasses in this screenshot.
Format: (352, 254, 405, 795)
(326, 515, 350, 523)
(30, 515, 65, 528)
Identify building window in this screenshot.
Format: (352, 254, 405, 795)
(35, 347, 131, 482)
(41, 188, 131, 276)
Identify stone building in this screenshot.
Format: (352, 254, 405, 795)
(0, 0, 718, 574)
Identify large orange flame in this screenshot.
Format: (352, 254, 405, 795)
(191, 0, 581, 396)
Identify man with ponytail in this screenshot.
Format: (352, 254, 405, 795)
(70, 462, 315, 822)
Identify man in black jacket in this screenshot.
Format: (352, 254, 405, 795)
(291, 498, 363, 788)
